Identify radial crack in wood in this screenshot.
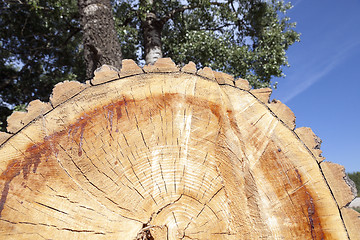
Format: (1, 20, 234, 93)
(0, 132, 12, 145)
(295, 127, 325, 163)
(321, 162, 356, 207)
(250, 88, 272, 104)
(341, 208, 360, 240)
(268, 99, 296, 130)
(234, 78, 250, 91)
(50, 81, 89, 107)
(197, 67, 216, 81)
(0, 60, 358, 239)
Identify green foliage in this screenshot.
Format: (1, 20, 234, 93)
(0, 0, 85, 130)
(348, 172, 360, 197)
(112, 0, 299, 88)
(0, 0, 299, 131)
(162, 0, 299, 88)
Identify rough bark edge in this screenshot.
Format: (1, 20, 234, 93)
(119, 59, 144, 78)
(268, 99, 296, 130)
(213, 71, 234, 85)
(6, 100, 52, 134)
(3, 58, 359, 238)
(50, 80, 90, 107)
(196, 67, 216, 81)
(294, 127, 325, 163)
(234, 78, 250, 91)
(321, 162, 356, 207)
(143, 58, 179, 73)
(92, 65, 120, 85)
(0, 58, 334, 149)
(180, 61, 197, 74)
(249, 88, 272, 104)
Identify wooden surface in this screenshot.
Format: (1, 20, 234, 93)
(0, 58, 358, 239)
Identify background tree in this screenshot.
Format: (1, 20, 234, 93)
(78, 0, 122, 78)
(0, 0, 299, 131)
(348, 172, 360, 197)
(0, 0, 84, 130)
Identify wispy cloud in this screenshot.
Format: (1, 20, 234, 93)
(292, 0, 303, 8)
(282, 40, 360, 103)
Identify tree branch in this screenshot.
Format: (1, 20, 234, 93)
(63, 27, 81, 46)
(160, 2, 229, 25)
(161, 5, 196, 24)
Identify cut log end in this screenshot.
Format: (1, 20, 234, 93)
(197, 67, 216, 81)
(92, 64, 120, 85)
(268, 99, 296, 130)
(234, 78, 250, 91)
(213, 71, 234, 85)
(1, 59, 358, 239)
(50, 80, 89, 107)
(0, 132, 12, 145)
(341, 208, 360, 240)
(120, 59, 144, 77)
(250, 88, 272, 104)
(6, 99, 52, 133)
(321, 162, 356, 207)
(181, 61, 197, 74)
(295, 127, 325, 163)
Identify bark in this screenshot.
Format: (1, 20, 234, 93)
(142, 12, 163, 65)
(78, 0, 122, 78)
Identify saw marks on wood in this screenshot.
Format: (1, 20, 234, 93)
(0, 59, 358, 239)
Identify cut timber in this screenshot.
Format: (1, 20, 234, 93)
(119, 59, 144, 78)
(0, 59, 358, 239)
(143, 58, 179, 73)
(268, 99, 296, 130)
(6, 99, 52, 133)
(92, 65, 119, 85)
(197, 67, 216, 81)
(295, 127, 325, 163)
(213, 71, 234, 85)
(250, 87, 272, 103)
(0, 132, 11, 145)
(181, 61, 197, 74)
(321, 162, 355, 207)
(341, 208, 360, 240)
(320, 161, 360, 240)
(50, 81, 89, 107)
(234, 78, 250, 91)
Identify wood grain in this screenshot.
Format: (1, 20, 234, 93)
(0, 59, 357, 239)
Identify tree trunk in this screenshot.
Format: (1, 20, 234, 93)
(143, 13, 163, 65)
(141, 0, 163, 65)
(0, 58, 359, 239)
(78, 0, 122, 78)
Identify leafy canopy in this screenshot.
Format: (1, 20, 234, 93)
(115, 0, 299, 88)
(0, 0, 84, 129)
(0, 0, 299, 131)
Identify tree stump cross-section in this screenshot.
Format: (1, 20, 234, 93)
(0, 58, 359, 239)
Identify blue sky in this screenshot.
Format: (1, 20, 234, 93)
(271, 0, 360, 172)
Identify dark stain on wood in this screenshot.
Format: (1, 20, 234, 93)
(258, 143, 325, 239)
